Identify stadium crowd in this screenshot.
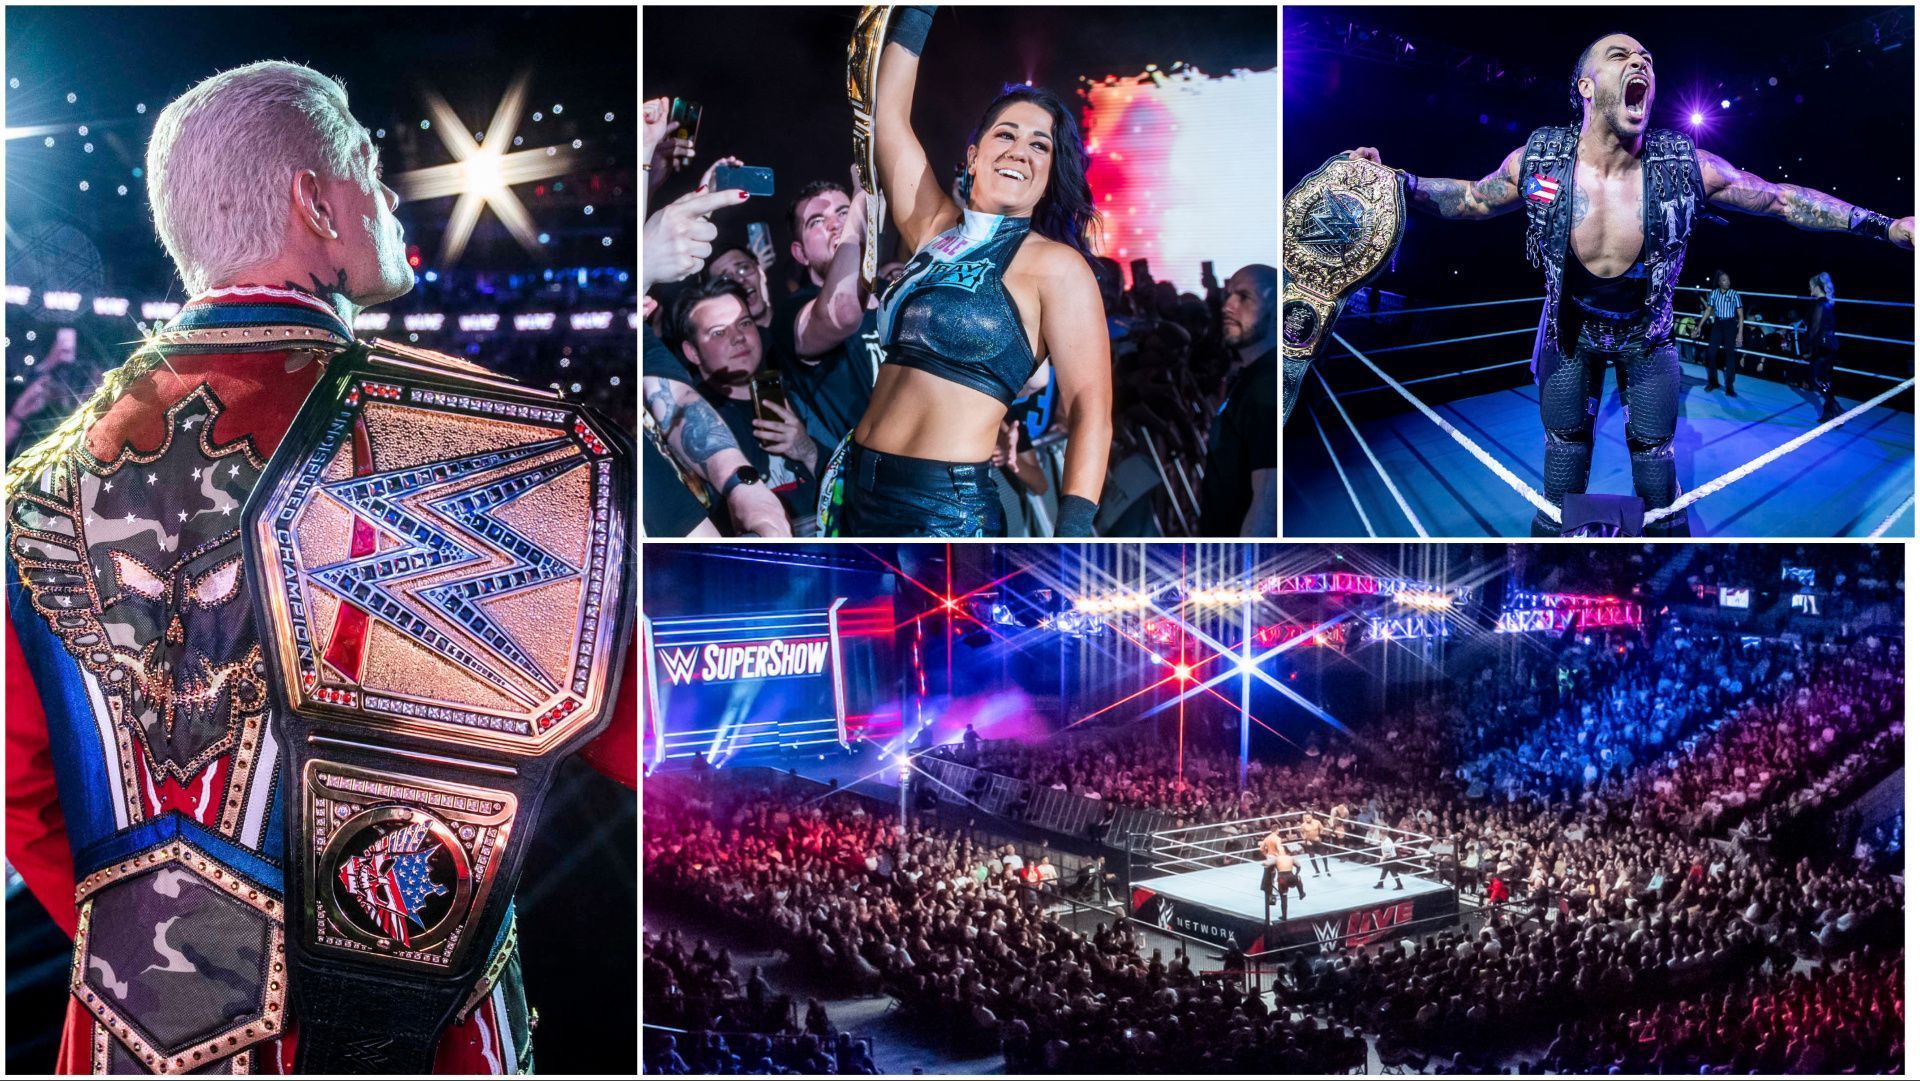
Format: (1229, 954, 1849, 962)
(644, 556, 1902, 1074)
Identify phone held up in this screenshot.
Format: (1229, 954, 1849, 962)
(750, 370, 790, 424)
(669, 97, 702, 144)
(712, 164, 776, 198)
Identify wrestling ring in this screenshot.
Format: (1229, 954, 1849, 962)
(1285, 288, 1915, 537)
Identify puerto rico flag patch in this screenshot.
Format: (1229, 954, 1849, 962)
(1524, 173, 1561, 204)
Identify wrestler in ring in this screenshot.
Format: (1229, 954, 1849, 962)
(826, 6, 1113, 537)
(1344, 32, 1915, 537)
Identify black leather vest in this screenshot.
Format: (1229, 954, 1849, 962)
(1522, 124, 1705, 358)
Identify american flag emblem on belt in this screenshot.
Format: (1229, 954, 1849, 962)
(1524, 174, 1560, 204)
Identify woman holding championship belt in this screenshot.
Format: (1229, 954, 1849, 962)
(826, 5, 1112, 537)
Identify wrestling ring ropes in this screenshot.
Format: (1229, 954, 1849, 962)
(1289, 287, 1915, 537)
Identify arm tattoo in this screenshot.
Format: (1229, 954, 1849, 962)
(1570, 184, 1591, 230)
(1471, 168, 1518, 213)
(1407, 166, 1515, 220)
(1408, 177, 1473, 218)
(678, 397, 740, 465)
(1776, 185, 1857, 232)
(1704, 151, 1860, 232)
(644, 379, 680, 433)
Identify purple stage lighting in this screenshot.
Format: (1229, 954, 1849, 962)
(1690, 111, 1704, 125)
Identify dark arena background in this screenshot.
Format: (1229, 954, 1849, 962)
(644, 5, 1278, 537)
(2, 7, 635, 1073)
(1283, 6, 1916, 538)
(641, 542, 1904, 1074)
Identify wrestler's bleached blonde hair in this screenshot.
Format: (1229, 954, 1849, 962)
(146, 60, 373, 294)
(5, 62, 370, 504)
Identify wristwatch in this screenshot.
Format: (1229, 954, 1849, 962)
(720, 464, 764, 500)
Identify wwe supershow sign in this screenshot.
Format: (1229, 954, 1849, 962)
(644, 602, 849, 764)
(655, 638, 833, 685)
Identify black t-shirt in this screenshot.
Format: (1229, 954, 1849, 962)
(641, 327, 709, 534)
(770, 284, 882, 449)
(1199, 347, 1278, 536)
(698, 385, 823, 523)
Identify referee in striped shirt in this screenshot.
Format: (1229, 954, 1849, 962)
(1701, 270, 1744, 396)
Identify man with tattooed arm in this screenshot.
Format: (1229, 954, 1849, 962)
(1346, 32, 1913, 536)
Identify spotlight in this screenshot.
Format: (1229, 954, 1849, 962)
(1690, 112, 1704, 125)
(1173, 663, 1193, 682)
(1235, 658, 1259, 677)
(1720, 99, 1731, 109)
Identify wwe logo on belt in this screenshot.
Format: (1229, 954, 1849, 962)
(337, 822, 449, 947)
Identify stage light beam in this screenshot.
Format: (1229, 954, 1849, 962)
(393, 70, 579, 265)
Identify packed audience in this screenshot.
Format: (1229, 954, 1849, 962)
(645, 929, 877, 1075)
(645, 571, 1902, 1074)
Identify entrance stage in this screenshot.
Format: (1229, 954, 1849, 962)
(1130, 855, 1458, 954)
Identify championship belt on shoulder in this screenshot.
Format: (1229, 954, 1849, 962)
(848, 4, 892, 294)
(1281, 153, 1406, 425)
(242, 338, 635, 1073)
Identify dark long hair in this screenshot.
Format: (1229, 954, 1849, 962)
(968, 84, 1098, 256)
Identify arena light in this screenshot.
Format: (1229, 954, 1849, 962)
(91, 296, 128, 317)
(403, 312, 446, 332)
(141, 301, 180, 320)
(628, 312, 639, 329)
(5, 285, 29, 306)
(458, 313, 501, 333)
(1393, 589, 1454, 611)
(392, 71, 580, 264)
(515, 312, 557, 332)
(354, 312, 392, 331)
(1080, 66, 1276, 295)
(569, 310, 614, 331)
(42, 291, 81, 312)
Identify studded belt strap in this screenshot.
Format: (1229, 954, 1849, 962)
(242, 339, 635, 1073)
(1282, 153, 1407, 425)
(847, 5, 894, 295)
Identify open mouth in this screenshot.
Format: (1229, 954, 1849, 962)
(995, 166, 1029, 183)
(1623, 75, 1650, 119)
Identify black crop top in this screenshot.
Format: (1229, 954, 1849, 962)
(877, 209, 1037, 405)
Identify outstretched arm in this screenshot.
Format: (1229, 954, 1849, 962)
(874, 12, 961, 254)
(1346, 146, 1526, 220)
(1698, 149, 1915, 250)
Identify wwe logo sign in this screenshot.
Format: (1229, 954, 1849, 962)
(1152, 897, 1176, 930)
(658, 647, 700, 686)
(655, 639, 832, 685)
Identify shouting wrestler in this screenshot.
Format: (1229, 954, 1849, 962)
(1346, 32, 1914, 536)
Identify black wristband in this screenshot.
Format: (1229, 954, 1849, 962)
(886, 5, 937, 57)
(1056, 495, 1098, 537)
(1850, 207, 1894, 242)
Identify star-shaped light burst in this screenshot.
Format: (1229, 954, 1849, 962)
(390, 72, 578, 265)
